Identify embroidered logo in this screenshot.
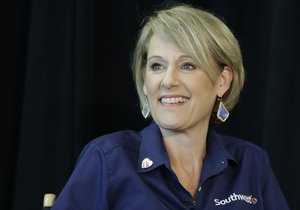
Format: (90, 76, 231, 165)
(214, 193, 258, 206)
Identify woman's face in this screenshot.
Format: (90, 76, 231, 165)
(143, 34, 226, 132)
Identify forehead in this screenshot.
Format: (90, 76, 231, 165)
(147, 34, 185, 58)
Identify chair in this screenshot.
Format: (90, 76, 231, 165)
(42, 193, 56, 209)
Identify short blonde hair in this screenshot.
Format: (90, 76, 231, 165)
(132, 3, 245, 121)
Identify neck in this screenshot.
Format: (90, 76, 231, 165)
(161, 125, 208, 197)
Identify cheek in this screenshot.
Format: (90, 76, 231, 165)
(189, 77, 213, 90)
(143, 74, 160, 95)
(189, 79, 217, 100)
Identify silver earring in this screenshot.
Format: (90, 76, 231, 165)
(217, 98, 229, 122)
(141, 97, 150, 119)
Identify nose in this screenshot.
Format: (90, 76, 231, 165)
(161, 66, 180, 89)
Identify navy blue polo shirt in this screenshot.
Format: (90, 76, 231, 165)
(52, 121, 290, 210)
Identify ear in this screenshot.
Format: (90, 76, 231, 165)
(216, 66, 233, 97)
(143, 84, 147, 96)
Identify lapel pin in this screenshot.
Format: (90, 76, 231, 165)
(141, 158, 153, 169)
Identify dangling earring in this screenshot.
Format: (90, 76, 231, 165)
(217, 97, 229, 122)
(141, 96, 150, 119)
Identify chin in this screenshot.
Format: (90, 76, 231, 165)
(153, 112, 186, 128)
(156, 119, 183, 130)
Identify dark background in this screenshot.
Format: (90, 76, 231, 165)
(1, 0, 299, 209)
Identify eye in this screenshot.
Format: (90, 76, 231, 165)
(149, 63, 165, 71)
(181, 62, 197, 71)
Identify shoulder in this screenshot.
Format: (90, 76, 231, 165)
(213, 131, 275, 180)
(213, 130, 269, 166)
(221, 133, 265, 154)
(88, 129, 142, 155)
(74, 129, 143, 171)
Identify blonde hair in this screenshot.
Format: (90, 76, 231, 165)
(132, 3, 245, 121)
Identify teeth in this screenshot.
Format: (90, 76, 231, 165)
(160, 97, 189, 104)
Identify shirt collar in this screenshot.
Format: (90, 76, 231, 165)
(137, 121, 167, 173)
(200, 128, 239, 183)
(137, 121, 239, 174)
(206, 128, 238, 165)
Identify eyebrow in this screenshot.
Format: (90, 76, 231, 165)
(147, 56, 162, 61)
(147, 55, 193, 62)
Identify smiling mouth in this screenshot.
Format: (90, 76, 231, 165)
(159, 97, 189, 104)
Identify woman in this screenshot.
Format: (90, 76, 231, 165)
(51, 3, 290, 210)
